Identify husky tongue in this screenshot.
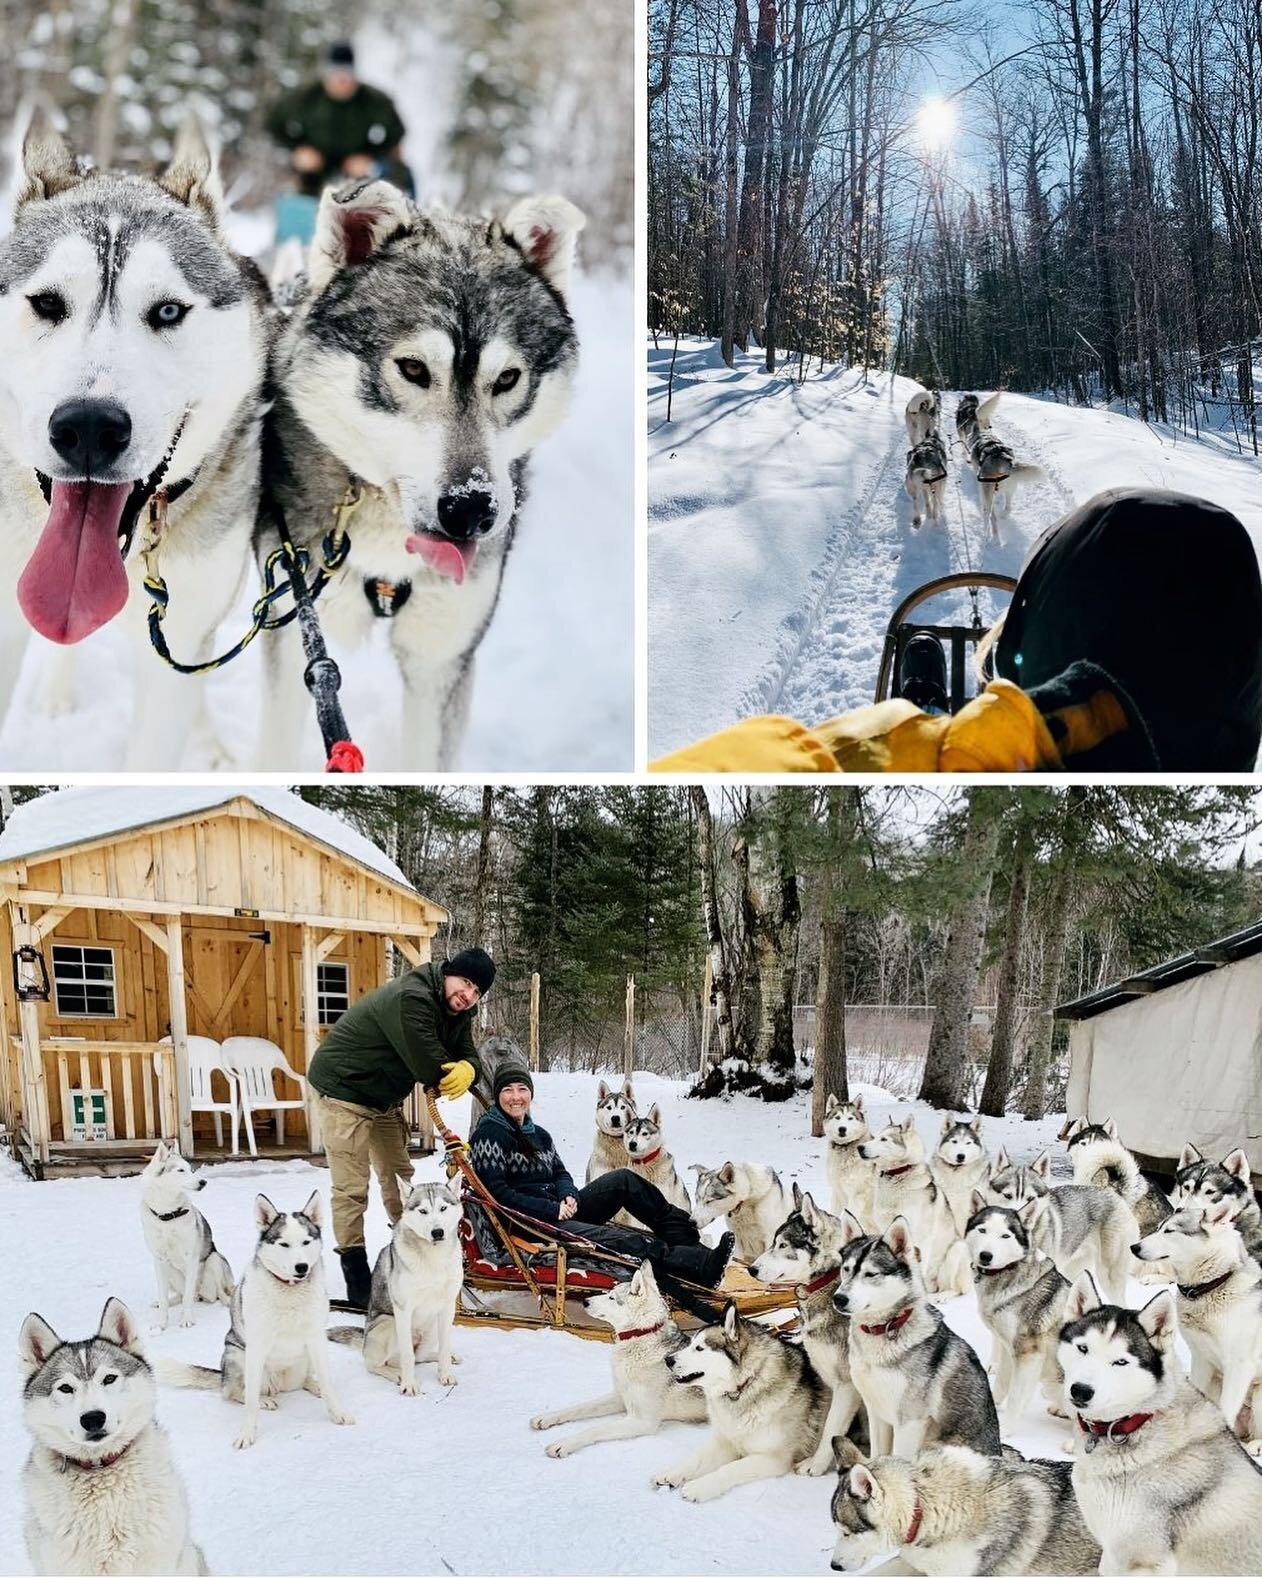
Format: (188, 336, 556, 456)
(18, 481, 134, 644)
(405, 532, 476, 585)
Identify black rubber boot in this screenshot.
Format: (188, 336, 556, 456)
(337, 1246, 372, 1310)
(659, 1230, 736, 1289)
(899, 631, 950, 714)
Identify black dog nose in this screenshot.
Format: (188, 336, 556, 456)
(833, 1293, 849, 1312)
(437, 489, 496, 541)
(1069, 1382, 1094, 1406)
(431, 1227, 445, 1241)
(80, 1409, 107, 1434)
(664, 1353, 676, 1367)
(48, 399, 132, 473)
(294, 1262, 309, 1277)
(978, 1251, 993, 1264)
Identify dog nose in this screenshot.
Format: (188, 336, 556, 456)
(1069, 1382, 1094, 1406)
(437, 489, 496, 541)
(431, 1227, 445, 1241)
(294, 1262, 309, 1278)
(664, 1353, 676, 1368)
(48, 399, 132, 473)
(978, 1251, 992, 1265)
(1130, 1242, 1143, 1257)
(80, 1409, 107, 1435)
(833, 1292, 849, 1312)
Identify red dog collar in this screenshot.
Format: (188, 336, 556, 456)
(797, 1266, 841, 1297)
(615, 1321, 666, 1342)
(1077, 1411, 1153, 1441)
(859, 1307, 914, 1337)
(630, 1148, 663, 1167)
(903, 1503, 924, 1545)
(60, 1441, 133, 1472)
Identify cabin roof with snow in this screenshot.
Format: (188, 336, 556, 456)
(1056, 917, 1262, 1021)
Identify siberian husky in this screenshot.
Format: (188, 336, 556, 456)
(0, 111, 270, 768)
(861, 1117, 972, 1296)
(258, 179, 586, 769)
(833, 1215, 1002, 1459)
(586, 1078, 637, 1183)
(967, 432, 1043, 535)
(751, 1187, 863, 1475)
(20, 1297, 207, 1575)
(904, 389, 941, 447)
(139, 1142, 234, 1330)
(1174, 1143, 1262, 1264)
(823, 1093, 875, 1224)
(1060, 1273, 1262, 1574)
(830, 1440, 1100, 1575)
(988, 1146, 1136, 1303)
(157, 1189, 354, 1449)
(530, 1261, 705, 1455)
(654, 1302, 827, 1501)
(954, 391, 998, 438)
(1065, 1116, 1172, 1234)
(622, 1103, 691, 1213)
(905, 433, 949, 529)
(931, 1114, 990, 1235)
(690, 1160, 791, 1261)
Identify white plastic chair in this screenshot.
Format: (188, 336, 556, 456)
(156, 1035, 245, 1155)
(221, 1036, 308, 1156)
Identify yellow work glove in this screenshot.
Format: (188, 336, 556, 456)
(438, 1060, 476, 1100)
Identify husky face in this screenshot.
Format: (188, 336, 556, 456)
(585, 1261, 668, 1331)
(965, 1200, 1040, 1272)
(1065, 1116, 1119, 1153)
(254, 1190, 324, 1284)
(664, 1303, 743, 1392)
(832, 1219, 918, 1321)
(622, 1104, 664, 1160)
(289, 181, 584, 583)
(1174, 1144, 1254, 1214)
(823, 1094, 870, 1148)
(141, 1139, 206, 1207)
(594, 1078, 636, 1137)
(859, 1117, 923, 1170)
(20, 1297, 153, 1462)
(936, 1115, 985, 1170)
(396, 1178, 462, 1245)
(988, 1147, 1051, 1207)
(0, 113, 266, 645)
(751, 1188, 841, 1283)
(1058, 1276, 1173, 1420)
(690, 1162, 742, 1228)
(831, 1471, 889, 1570)
(1133, 1201, 1237, 1269)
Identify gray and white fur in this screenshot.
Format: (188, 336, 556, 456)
(1174, 1142, 1262, 1265)
(1065, 1116, 1172, 1235)
(931, 1113, 991, 1235)
(690, 1159, 790, 1261)
(586, 1078, 637, 1184)
(823, 1092, 876, 1224)
(139, 1140, 233, 1330)
(622, 1102, 691, 1214)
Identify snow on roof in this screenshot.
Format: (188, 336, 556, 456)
(0, 787, 415, 893)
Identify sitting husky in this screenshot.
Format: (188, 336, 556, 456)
(751, 1187, 862, 1475)
(530, 1262, 705, 1455)
(931, 1113, 990, 1234)
(20, 1297, 207, 1575)
(158, 1190, 353, 1449)
(1134, 1202, 1262, 1446)
(257, 179, 586, 770)
(139, 1141, 234, 1330)
(966, 1195, 1069, 1427)
(905, 433, 949, 529)
(988, 1146, 1136, 1303)
(823, 1093, 875, 1224)
(0, 111, 270, 769)
(655, 1302, 827, 1502)
(1065, 1116, 1172, 1234)
(690, 1160, 790, 1261)
(861, 1117, 971, 1297)
(622, 1103, 691, 1214)
(830, 1440, 1100, 1575)
(833, 1214, 1001, 1460)
(1060, 1273, 1262, 1575)
(1174, 1143, 1262, 1264)
(904, 388, 941, 446)
(586, 1078, 637, 1183)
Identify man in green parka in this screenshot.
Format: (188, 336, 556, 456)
(309, 947, 493, 1306)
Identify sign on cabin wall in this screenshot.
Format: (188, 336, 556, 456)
(70, 1089, 109, 1142)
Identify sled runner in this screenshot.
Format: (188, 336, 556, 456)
(875, 571, 1018, 712)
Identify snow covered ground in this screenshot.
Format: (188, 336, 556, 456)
(1, 1070, 1112, 1577)
(648, 337, 1262, 758)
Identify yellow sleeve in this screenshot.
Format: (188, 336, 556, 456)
(649, 715, 843, 772)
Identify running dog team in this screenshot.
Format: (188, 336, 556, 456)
(904, 388, 1044, 535)
(19, 1086, 1262, 1574)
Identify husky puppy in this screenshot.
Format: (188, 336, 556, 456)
(988, 1146, 1136, 1303)
(823, 1093, 875, 1224)
(904, 389, 940, 447)
(258, 180, 586, 770)
(1174, 1143, 1262, 1264)
(139, 1141, 233, 1330)
(530, 1261, 705, 1455)
(905, 433, 949, 529)
(931, 1114, 990, 1235)
(690, 1160, 790, 1261)
(833, 1215, 1001, 1459)
(1060, 1273, 1262, 1574)
(830, 1440, 1100, 1576)
(966, 1194, 1069, 1426)
(0, 112, 270, 768)
(1065, 1116, 1172, 1234)
(20, 1297, 207, 1575)
(158, 1189, 353, 1449)
(357, 1178, 463, 1394)
(751, 1186, 862, 1475)
(654, 1302, 827, 1502)
(861, 1117, 972, 1297)
(622, 1103, 691, 1214)
(586, 1078, 637, 1184)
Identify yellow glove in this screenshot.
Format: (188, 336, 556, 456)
(438, 1060, 476, 1100)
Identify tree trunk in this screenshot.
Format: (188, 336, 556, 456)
(472, 787, 494, 950)
(810, 789, 853, 1135)
(690, 787, 736, 1064)
(742, 789, 801, 1077)
(1021, 789, 1085, 1118)
(979, 813, 1035, 1116)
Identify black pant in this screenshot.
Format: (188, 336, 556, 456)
(569, 1168, 699, 1248)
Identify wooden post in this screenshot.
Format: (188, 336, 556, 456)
(623, 974, 635, 1079)
(9, 905, 51, 1165)
(700, 955, 713, 1073)
(529, 971, 540, 1071)
(164, 919, 195, 1156)
(299, 925, 323, 1153)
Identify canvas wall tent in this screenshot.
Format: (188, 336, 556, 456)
(0, 788, 447, 1178)
(1058, 919, 1262, 1180)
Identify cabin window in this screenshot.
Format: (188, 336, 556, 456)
(51, 944, 118, 1018)
(317, 961, 351, 1025)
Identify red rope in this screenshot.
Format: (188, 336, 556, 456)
(325, 740, 364, 773)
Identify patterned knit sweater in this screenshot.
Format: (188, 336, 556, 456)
(469, 1107, 578, 1225)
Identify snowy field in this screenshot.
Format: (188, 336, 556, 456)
(0, 1070, 1111, 1577)
(648, 337, 1262, 758)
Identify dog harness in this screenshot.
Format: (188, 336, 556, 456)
(1076, 1411, 1153, 1442)
(1177, 1269, 1237, 1300)
(859, 1307, 914, 1337)
(148, 1205, 189, 1222)
(615, 1321, 667, 1342)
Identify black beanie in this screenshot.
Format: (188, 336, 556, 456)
(442, 947, 495, 997)
(492, 1066, 534, 1101)
(326, 40, 355, 68)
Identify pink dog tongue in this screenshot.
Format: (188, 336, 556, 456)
(406, 533, 476, 585)
(17, 481, 133, 644)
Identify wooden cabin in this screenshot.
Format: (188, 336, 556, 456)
(0, 788, 447, 1178)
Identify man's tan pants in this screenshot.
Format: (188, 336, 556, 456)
(313, 1093, 413, 1250)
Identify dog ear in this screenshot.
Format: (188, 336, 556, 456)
(687, 1162, 707, 1175)
(800, 1190, 818, 1225)
(301, 1189, 324, 1227)
(940, 1113, 954, 1133)
(839, 1209, 867, 1243)
(721, 1301, 739, 1343)
(1223, 1148, 1252, 1184)
(995, 1145, 1011, 1170)
(824, 1093, 839, 1116)
(396, 1174, 415, 1205)
(15, 108, 82, 210)
(1136, 1287, 1176, 1346)
(1206, 1198, 1238, 1228)
(254, 1193, 279, 1231)
(156, 115, 223, 230)
(97, 1297, 144, 1356)
(969, 1115, 983, 1134)
(1031, 1150, 1051, 1180)
(1017, 1196, 1044, 1232)
(1177, 1141, 1203, 1172)
(19, 1311, 62, 1374)
(1065, 1269, 1102, 1320)
(622, 1079, 635, 1105)
(833, 1436, 865, 1471)
(646, 1102, 661, 1127)
(882, 1216, 913, 1260)
(970, 1188, 989, 1217)
(852, 1092, 864, 1114)
(629, 1264, 645, 1296)
(499, 194, 586, 297)
(596, 1079, 609, 1100)
(791, 1180, 804, 1212)
(848, 1464, 878, 1501)
(308, 178, 414, 293)
(1065, 1117, 1085, 1140)
(1102, 1117, 1119, 1140)
(717, 1161, 735, 1186)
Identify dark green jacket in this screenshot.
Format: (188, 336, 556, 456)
(308, 963, 479, 1112)
(266, 82, 406, 166)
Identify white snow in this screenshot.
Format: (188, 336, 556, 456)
(0, 786, 414, 892)
(648, 336, 1262, 758)
(0, 1070, 1113, 1577)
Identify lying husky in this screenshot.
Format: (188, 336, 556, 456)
(904, 389, 941, 447)
(1174, 1142, 1262, 1264)
(139, 1141, 234, 1330)
(21, 1297, 207, 1575)
(530, 1262, 705, 1455)
(622, 1103, 691, 1214)
(655, 1302, 827, 1502)
(1060, 1273, 1262, 1575)
(931, 1113, 990, 1235)
(586, 1078, 637, 1183)
(0, 111, 270, 768)
(1065, 1116, 1172, 1234)
(830, 1440, 1100, 1576)
(905, 433, 949, 529)
(862, 1117, 972, 1297)
(257, 179, 586, 769)
(823, 1093, 875, 1224)
(158, 1190, 354, 1449)
(690, 1159, 791, 1261)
